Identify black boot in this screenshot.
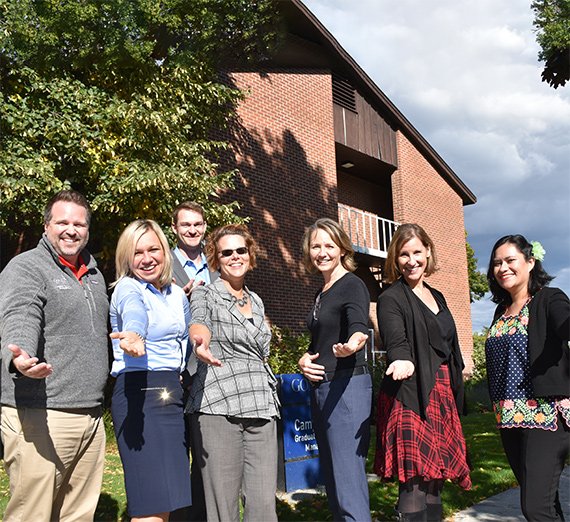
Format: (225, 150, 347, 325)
(395, 507, 428, 521)
(426, 503, 443, 522)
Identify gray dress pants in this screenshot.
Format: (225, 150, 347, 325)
(191, 413, 278, 522)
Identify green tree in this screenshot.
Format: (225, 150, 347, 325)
(0, 0, 281, 260)
(466, 233, 489, 303)
(471, 327, 489, 381)
(531, 0, 570, 88)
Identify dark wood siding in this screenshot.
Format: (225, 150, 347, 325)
(333, 86, 397, 168)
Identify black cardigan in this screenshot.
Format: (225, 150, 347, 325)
(377, 279, 467, 418)
(490, 287, 570, 398)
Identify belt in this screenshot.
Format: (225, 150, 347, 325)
(320, 365, 368, 383)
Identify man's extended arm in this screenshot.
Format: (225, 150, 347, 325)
(0, 259, 46, 372)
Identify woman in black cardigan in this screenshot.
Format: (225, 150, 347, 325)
(374, 224, 471, 522)
(485, 234, 569, 521)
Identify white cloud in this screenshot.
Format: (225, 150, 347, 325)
(471, 295, 496, 333)
(552, 266, 570, 298)
(302, 0, 570, 327)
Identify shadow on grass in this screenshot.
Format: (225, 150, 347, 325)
(0, 412, 514, 521)
(94, 492, 124, 521)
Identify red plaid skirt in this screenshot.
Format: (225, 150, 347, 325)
(374, 364, 472, 489)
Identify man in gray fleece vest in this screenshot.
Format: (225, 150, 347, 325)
(0, 190, 109, 522)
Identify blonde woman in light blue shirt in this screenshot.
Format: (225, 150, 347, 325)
(110, 219, 192, 522)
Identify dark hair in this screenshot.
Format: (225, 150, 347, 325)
(302, 218, 357, 274)
(205, 224, 258, 271)
(384, 223, 438, 283)
(487, 234, 554, 305)
(172, 201, 205, 225)
(44, 190, 92, 226)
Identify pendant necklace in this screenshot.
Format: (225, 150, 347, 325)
(232, 291, 249, 307)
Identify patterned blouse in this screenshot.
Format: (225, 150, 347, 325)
(485, 297, 570, 430)
(186, 278, 280, 420)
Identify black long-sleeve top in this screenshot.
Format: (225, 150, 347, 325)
(307, 272, 370, 373)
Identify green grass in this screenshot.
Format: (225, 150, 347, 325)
(0, 411, 515, 521)
(275, 411, 517, 521)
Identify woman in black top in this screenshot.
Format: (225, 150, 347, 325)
(374, 224, 470, 522)
(298, 218, 372, 522)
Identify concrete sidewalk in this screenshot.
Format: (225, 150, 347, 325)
(450, 465, 570, 521)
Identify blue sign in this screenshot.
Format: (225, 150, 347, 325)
(282, 402, 318, 459)
(280, 373, 311, 405)
(284, 458, 323, 492)
(278, 374, 323, 492)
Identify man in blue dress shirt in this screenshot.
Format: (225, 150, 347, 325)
(171, 201, 219, 296)
(170, 200, 218, 522)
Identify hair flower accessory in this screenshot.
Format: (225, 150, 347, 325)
(531, 241, 545, 262)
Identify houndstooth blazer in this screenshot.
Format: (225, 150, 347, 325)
(185, 278, 280, 419)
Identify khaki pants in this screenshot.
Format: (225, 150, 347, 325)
(1, 405, 106, 522)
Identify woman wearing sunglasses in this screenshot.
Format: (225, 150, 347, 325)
(185, 224, 280, 522)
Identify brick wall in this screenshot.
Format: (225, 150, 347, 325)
(219, 68, 338, 332)
(392, 132, 474, 372)
(216, 70, 474, 372)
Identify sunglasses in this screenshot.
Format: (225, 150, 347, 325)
(219, 247, 249, 258)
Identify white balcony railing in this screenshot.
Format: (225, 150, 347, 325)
(338, 205, 399, 259)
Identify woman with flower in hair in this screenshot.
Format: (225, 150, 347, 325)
(485, 234, 570, 521)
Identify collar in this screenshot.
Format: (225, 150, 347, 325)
(132, 277, 172, 296)
(173, 246, 208, 269)
(40, 233, 95, 270)
(211, 277, 252, 302)
(58, 254, 89, 281)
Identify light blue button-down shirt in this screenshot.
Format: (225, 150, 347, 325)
(173, 247, 211, 285)
(110, 277, 190, 377)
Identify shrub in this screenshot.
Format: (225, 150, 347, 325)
(471, 327, 489, 381)
(464, 328, 492, 412)
(268, 325, 311, 375)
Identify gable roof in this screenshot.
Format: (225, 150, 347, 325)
(277, 0, 476, 205)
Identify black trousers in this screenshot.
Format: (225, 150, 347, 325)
(500, 413, 570, 521)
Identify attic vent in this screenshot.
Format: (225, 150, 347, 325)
(332, 74, 357, 113)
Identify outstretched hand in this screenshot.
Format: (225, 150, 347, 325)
(8, 344, 53, 379)
(181, 278, 205, 299)
(386, 359, 415, 380)
(332, 332, 369, 358)
(193, 335, 222, 367)
(109, 331, 146, 357)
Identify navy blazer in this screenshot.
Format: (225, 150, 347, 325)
(377, 279, 467, 418)
(490, 286, 570, 398)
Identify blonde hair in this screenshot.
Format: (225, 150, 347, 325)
(302, 218, 357, 274)
(205, 223, 258, 271)
(384, 223, 438, 283)
(113, 220, 173, 288)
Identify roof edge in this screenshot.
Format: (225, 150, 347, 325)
(291, 0, 477, 205)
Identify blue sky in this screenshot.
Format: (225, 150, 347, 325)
(302, 0, 570, 332)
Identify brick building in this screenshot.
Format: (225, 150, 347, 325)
(218, 0, 477, 371)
